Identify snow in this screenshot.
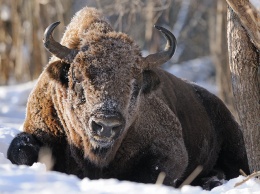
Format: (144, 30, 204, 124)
(167, 57, 217, 94)
(0, 59, 260, 193)
(250, 0, 260, 9)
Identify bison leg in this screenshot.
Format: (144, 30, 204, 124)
(199, 169, 225, 190)
(7, 132, 42, 165)
(201, 177, 224, 190)
(7, 131, 81, 177)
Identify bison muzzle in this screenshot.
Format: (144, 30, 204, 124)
(89, 112, 125, 148)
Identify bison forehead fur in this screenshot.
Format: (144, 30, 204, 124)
(7, 6, 249, 189)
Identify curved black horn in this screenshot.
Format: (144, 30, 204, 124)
(143, 25, 176, 69)
(43, 21, 78, 63)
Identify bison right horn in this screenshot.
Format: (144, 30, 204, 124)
(143, 25, 177, 69)
(43, 21, 78, 64)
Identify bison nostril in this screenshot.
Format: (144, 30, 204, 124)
(91, 121, 103, 135)
(111, 125, 121, 134)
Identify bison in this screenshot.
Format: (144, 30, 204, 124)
(7, 6, 249, 189)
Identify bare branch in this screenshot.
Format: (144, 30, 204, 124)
(226, 0, 260, 50)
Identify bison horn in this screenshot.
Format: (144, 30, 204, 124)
(143, 25, 176, 69)
(43, 21, 78, 64)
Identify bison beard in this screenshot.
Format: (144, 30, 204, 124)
(7, 6, 249, 190)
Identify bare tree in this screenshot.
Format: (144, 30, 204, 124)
(0, 0, 72, 85)
(1, 0, 216, 85)
(226, 0, 260, 172)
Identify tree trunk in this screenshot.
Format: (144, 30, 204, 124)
(209, 0, 238, 120)
(227, 7, 260, 172)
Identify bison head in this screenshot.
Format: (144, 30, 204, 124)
(43, 19, 176, 165)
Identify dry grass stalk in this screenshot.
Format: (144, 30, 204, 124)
(155, 172, 166, 185)
(235, 171, 260, 187)
(179, 165, 203, 188)
(38, 147, 54, 171)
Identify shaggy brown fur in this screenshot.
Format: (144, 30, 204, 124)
(7, 6, 249, 190)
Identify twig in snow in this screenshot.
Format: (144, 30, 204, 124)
(156, 172, 166, 185)
(38, 147, 54, 171)
(234, 171, 260, 187)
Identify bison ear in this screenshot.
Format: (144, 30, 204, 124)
(46, 61, 70, 87)
(142, 70, 160, 94)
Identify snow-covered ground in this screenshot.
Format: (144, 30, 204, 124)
(0, 57, 259, 193)
(250, 0, 260, 9)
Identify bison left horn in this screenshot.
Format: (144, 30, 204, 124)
(43, 21, 78, 64)
(143, 25, 176, 69)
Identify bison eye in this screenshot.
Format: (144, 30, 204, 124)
(87, 65, 99, 82)
(72, 67, 83, 83)
(74, 83, 86, 104)
(132, 81, 141, 98)
(129, 80, 141, 105)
